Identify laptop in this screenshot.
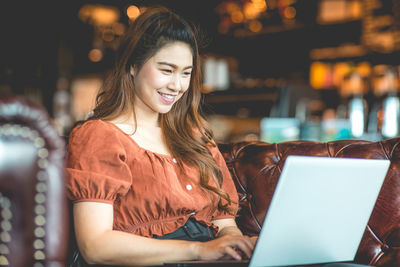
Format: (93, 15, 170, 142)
(165, 156, 390, 267)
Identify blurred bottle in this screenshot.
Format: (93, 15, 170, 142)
(203, 56, 217, 92)
(381, 95, 400, 138)
(369, 65, 400, 139)
(203, 56, 230, 91)
(348, 96, 367, 138)
(338, 71, 368, 138)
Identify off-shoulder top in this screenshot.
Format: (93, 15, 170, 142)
(66, 119, 239, 238)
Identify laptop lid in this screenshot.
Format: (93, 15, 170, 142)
(249, 155, 390, 267)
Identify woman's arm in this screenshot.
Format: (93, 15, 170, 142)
(74, 202, 255, 266)
(74, 201, 197, 266)
(212, 218, 244, 237)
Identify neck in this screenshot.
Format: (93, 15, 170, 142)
(130, 95, 161, 128)
(112, 110, 160, 129)
(133, 107, 160, 128)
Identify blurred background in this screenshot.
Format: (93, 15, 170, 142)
(1, 0, 399, 143)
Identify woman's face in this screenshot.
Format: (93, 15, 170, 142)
(131, 41, 193, 115)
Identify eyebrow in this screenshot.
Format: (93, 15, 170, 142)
(157, 62, 193, 70)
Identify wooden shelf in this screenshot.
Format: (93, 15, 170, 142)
(202, 87, 279, 117)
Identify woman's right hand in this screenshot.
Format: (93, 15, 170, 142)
(193, 235, 256, 261)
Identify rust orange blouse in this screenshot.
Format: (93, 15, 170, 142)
(66, 119, 238, 238)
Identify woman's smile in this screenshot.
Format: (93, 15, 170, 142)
(158, 91, 177, 104)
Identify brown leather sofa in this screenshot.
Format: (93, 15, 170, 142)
(218, 139, 400, 267)
(1, 97, 399, 266)
(0, 98, 68, 267)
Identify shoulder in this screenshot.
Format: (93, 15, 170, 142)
(68, 119, 122, 145)
(71, 119, 118, 136)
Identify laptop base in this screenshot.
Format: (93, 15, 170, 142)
(163, 261, 370, 267)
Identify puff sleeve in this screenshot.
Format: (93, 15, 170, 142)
(209, 144, 239, 220)
(66, 121, 132, 204)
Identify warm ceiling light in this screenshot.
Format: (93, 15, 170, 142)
(244, 2, 260, 20)
(249, 20, 262, 32)
(283, 6, 296, 19)
(92, 7, 120, 25)
(252, 0, 267, 11)
(231, 10, 244, 23)
(78, 4, 120, 26)
(88, 49, 103, 62)
(127, 5, 140, 20)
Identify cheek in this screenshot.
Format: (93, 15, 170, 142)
(176, 80, 191, 101)
(138, 66, 165, 89)
(182, 78, 191, 91)
(148, 69, 163, 85)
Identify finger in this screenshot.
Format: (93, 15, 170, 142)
(242, 236, 256, 250)
(224, 246, 242, 261)
(237, 237, 254, 258)
(219, 253, 234, 260)
(234, 240, 253, 259)
(221, 235, 253, 258)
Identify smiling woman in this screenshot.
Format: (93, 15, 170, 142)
(130, 41, 193, 114)
(65, 6, 256, 267)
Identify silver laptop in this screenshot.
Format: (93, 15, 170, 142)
(165, 156, 390, 267)
(249, 155, 390, 267)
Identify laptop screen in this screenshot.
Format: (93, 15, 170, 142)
(250, 156, 389, 267)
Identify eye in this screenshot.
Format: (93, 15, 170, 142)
(183, 71, 192, 77)
(161, 69, 173, 74)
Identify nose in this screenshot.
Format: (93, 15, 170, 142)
(168, 74, 181, 92)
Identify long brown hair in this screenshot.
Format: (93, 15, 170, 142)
(89, 6, 235, 214)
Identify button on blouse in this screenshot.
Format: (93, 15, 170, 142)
(65, 120, 238, 238)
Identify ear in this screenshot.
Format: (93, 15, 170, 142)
(130, 66, 135, 76)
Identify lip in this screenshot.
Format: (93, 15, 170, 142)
(158, 92, 178, 97)
(158, 91, 176, 104)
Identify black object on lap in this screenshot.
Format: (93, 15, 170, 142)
(153, 218, 215, 242)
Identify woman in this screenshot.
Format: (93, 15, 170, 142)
(66, 6, 256, 266)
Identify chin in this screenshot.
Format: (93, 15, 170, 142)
(156, 106, 173, 114)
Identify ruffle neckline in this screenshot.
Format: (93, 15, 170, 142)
(102, 120, 177, 161)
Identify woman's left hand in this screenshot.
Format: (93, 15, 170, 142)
(211, 218, 258, 259)
(194, 234, 255, 261)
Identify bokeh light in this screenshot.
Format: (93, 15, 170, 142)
(249, 20, 262, 33)
(127, 5, 140, 20)
(283, 6, 296, 19)
(231, 11, 244, 23)
(88, 49, 103, 62)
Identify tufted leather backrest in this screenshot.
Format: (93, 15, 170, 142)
(219, 139, 400, 267)
(0, 97, 68, 267)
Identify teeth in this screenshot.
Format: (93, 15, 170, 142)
(159, 92, 174, 99)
